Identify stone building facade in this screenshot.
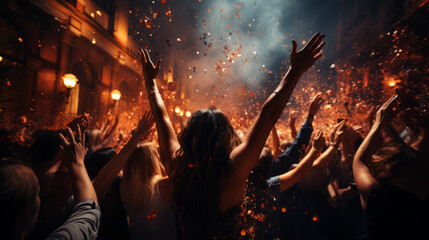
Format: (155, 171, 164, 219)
(0, 0, 144, 128)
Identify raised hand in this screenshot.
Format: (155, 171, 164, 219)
(290, 111, 298, 122)
(58, 126, 86, 166)
(308, 93, 324, 116)
(135, 111, 155, 137)
(312, 130, 325, 151)
(140, 48, 161, 82)
(374, 95, 398, 128)
(68, 113, 91, 133)
(290, 33, 325, 74)
(330, 120, 345, 147)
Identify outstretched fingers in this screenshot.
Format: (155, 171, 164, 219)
(307, 34, 325, 52)
(67, 127, 76, 144)
(140, 48, 148, 64)
(58, 133, 69, 147)
(313, 42, 325, 55)
(382, 95, 398, 110)
(144, 49, 155, 68)
(305, 33, 321, 51)
(292, 40, 298, 53)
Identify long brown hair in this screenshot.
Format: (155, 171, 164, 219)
(370, 143, 417, 181)
(172, 108, 241, 239)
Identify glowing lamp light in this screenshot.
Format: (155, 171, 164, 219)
(185, 111, 191, 117)
(175, 106, 181, 114)
(388, 81, 396, 87)
(62, 73, 78, 89)
(111, 90, 121, 101)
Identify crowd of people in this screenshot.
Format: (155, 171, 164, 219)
(1, 33, 428, 240)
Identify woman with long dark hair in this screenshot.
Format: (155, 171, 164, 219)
(141, 33, 326, 239)
(353, 94, 429, 240)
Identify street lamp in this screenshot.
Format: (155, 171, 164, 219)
(62, 73, 78, 104)
(111, 90, 121, 101)
(111, 90, 121, 115)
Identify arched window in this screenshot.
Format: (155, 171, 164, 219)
(70, 60, 96, 115)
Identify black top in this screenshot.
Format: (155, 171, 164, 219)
(97, 177, 130, 240)
(365, 180, 429, 240)
(213, 204, 243, 240)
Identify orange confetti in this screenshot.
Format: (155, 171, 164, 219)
(227, 24, 231, 29)
(240, 230, 246, 236)
(281, 207, 287, 213)
(312, 215, 320, 222)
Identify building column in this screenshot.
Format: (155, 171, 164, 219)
(22, 55, 42, 116)
(109, 62, 120, 105)
(52, 29, 75, 119)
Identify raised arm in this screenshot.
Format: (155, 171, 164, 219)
(92, 112, 154, 195)
(278, 130, 324, 191)
(230, 33, 325, 182)
(100, 116, 119, 145)
(311, 120, 345, 169)
(269, 93, 323, 176)
(290, 112, 297, 139)
(271, 125, 281, 160)
(58, 126, 97, 204)
(140, 49, 180, 175)
(353, 95, 398, 209)
(52, 126, 100, 240)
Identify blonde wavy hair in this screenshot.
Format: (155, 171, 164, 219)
(120, 142, 162, 216)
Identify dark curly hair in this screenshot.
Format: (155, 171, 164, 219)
(172, 107, 241, 239)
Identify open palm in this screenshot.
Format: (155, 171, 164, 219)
(290, 33, 325, 74)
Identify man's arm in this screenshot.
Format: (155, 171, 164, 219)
(50, 127, 101, 240)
